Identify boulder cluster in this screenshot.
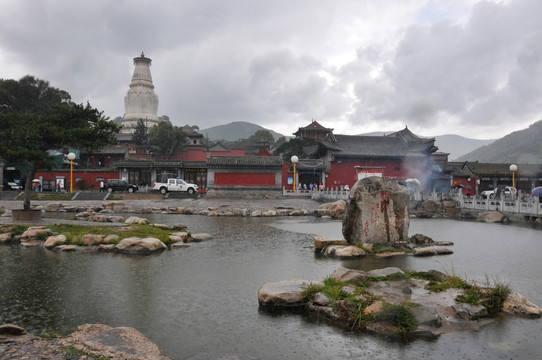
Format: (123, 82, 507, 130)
(258, 266, 542, 338)
(314, 235, 454, 259)
(0, 220, 212, 254)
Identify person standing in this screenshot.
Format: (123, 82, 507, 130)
(100, 180, 104, 192)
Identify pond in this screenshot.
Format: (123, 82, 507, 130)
(1, 216, 541, 359)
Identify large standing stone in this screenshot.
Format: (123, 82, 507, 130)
(342, 177, 410, 244)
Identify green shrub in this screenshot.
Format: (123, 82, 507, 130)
(377, 303, 418, 333)
(10, 225, 28, 236)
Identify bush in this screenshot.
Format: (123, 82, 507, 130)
(377, 303, 418, 333)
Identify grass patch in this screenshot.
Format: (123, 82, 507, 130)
(62, 346, 110, 360)
(9, 225, 28, 236)
(425, 275, 472, 293)
(39, 332, 63, 338)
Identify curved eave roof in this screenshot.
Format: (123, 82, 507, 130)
(206, 156, 284, 169)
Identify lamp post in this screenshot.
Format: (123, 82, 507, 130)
(291, 155, 299, 191)
(68, 152, 76, 193)
(509, 164, 518, 189)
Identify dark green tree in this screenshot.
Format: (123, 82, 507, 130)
(148, 121, 187, 156)
(131, 119, 148, 145)
(0, 75, 119, 209)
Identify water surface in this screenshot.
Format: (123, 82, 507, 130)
(1, 216, 541, 359)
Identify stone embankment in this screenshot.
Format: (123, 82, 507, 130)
(258, 266, 542, 338)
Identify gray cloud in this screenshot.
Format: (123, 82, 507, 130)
(0, 0, 540, 139)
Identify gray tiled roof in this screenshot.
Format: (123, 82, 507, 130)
(320, 135, 430, 158)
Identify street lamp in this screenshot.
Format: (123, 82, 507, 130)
(509, 164, 518, 189)
(291, 155, 299, 191)
(68, 152, 76, 193)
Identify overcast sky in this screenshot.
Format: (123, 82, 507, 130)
(1, 0, 541, 139)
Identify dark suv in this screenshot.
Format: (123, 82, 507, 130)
(105, 179, 138, 193)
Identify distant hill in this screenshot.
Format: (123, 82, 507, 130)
(456, 120, 542, 164)
(361, 132, 494, 160)
(200, 121, 285, 141)
(433, 135, 495, 161)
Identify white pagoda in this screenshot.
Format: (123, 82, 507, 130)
(120, 52, 160, 134)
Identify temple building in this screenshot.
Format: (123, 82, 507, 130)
(120, 52, 160, 135)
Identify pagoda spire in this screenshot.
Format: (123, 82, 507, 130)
(121, 52, 160, 135)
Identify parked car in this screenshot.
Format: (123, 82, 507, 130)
(152, 178, 198, 194)
(3, 179, 22, 191)
(105, 179, 138, 193)
(481, 186, 517, 199)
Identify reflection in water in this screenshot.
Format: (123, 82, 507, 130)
(1, 216, 542, 359)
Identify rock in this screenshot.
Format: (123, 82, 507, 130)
(233, 208, 248, 217)
(61, 324, 173, 360)
(262, 210, 277, 217)
(81, 234, 105, 246)
(502, 292, 542, 318)
(170, 232, 189, 243)
(0, 324, 27, 335)
(251, 210, 262, 217)
(87, 215, 124, 223)
(330, 266, 368, 282)
(98, 244, 116, 252)
(367, 267, 404, 277)
(139, 207, 153, 214)
(313, 292, 331, 306)
(342, 177, 410, 244)
(417, 200, 443, 213)
(412, 306, 442, 327)
(125, 216, 149, 225)
(172, 223, 188, 230)
(364, 300, 384, 315)
(315, 208, 330, 217)
(104, 234, 120, 244)
(410, 233, 434, 245)
(441, 200, 457, 208)
(434, 241, 454, 246)
(58, 245, 81, 252)
(44, 203, 63, 212)
(44, 234, 67, 248)
(477, 211, 504, 223)
(171, 242, 190, 248)
(0, 233, 13, 243)
(116, 237, 167, 253)
(21, 227, 53, 241)
(413, 246, 454, 256)
(258, 279, 311, 307)
(314, 236, 348, 251)
(327, 200, 346, 218)
(190, 233, 213, 241)
(324, 245, 365, 258)
(452, 303, 488, 320)
(375, 252, 405, 258)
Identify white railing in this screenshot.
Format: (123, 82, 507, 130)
(453, 192, 542, 216)
(282, 186, 350, 201)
